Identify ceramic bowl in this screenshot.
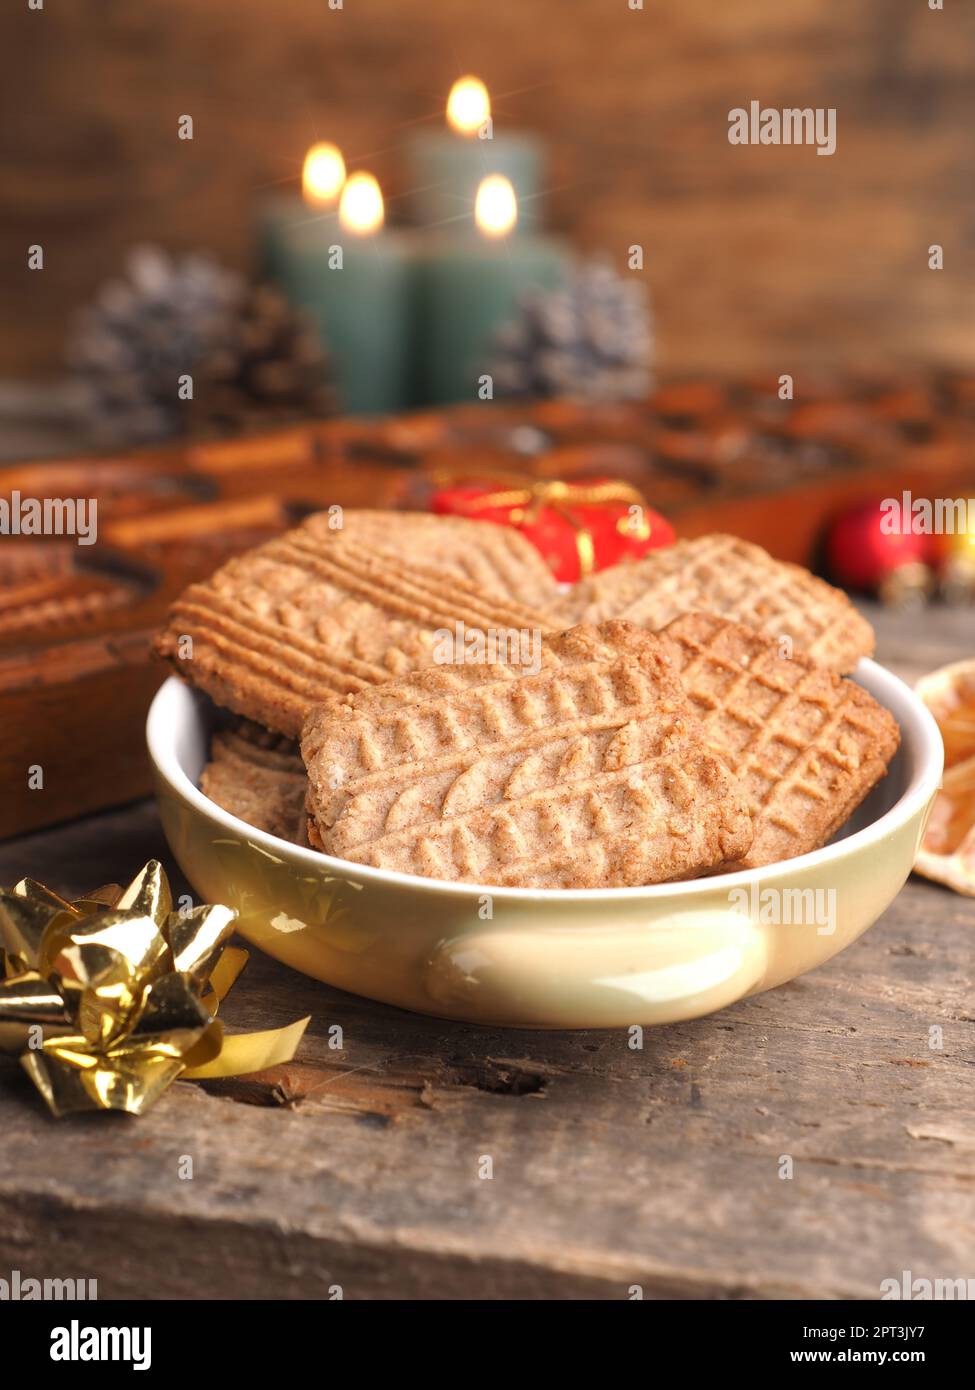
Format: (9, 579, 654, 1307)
(148, 662, 943, 1029)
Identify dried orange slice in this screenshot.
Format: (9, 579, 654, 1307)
(915, 658, 975, 895)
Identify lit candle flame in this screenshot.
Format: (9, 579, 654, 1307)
(475, 174, 517, 238)
(339, 172, 385, 235)
(447, 75, 491, 135)
(301, 142, 346, 207)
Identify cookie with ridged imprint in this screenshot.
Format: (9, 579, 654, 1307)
(661, 611, 900, 868)
(154, 522, 552, 738)
(298, 509, 559, 611)
(200, 718, 308, 845)
(549, 534, 874, 674)
(301, 620, 754, 889)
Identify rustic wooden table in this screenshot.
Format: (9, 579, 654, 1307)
(0, 603, 971, 1301)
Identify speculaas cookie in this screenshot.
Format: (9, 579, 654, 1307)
(551, 534, 875, 674)
(155, 514, 552, 737)
(660, 611, 899, 867)
(301, 620, 754, 888)
(299, 509, 559, 611)
(199, 718, 308, 845)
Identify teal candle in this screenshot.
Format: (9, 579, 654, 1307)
(258, 177, 412, 416)
(416, 216, 572, 406)
(406, 76, 544, 232)
(405, 129, 543, 232)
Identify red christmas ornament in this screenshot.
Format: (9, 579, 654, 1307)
(825, 500, 936, 605)
(431, 476, 675, 583)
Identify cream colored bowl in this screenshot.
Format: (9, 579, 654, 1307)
(148, 663, 943, 1029)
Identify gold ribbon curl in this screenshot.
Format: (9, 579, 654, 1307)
(0, 861, 308, 1116)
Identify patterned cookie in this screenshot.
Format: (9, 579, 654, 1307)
(155, 517, 552, 737)
(661, 611, 900, 867)
(550, 534, 875, 673)
(301, 620, 754, 889)
(299, 509, 559, 610)
(199, 718, 308, 845)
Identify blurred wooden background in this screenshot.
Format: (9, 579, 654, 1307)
(2, 0, 973, 381)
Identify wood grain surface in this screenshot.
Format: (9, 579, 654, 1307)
(2, 0, 974, 379)
(0, 602, 971, 1300)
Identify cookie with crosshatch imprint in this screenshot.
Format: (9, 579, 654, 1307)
(660, 612, 900, 869)
(154, 510, 553, 737)
(301, 620, 754, 889)
(200, 718, 308, 846)
(551, 534, 875, 674)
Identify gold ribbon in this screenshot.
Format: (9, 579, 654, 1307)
(0, 861, 308, 1116)
(432, 469, 650, 578)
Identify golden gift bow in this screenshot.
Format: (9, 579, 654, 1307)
(432, 469, 651, 578)
(0, 861, 309, 1117)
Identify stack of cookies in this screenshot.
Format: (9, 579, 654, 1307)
(155, 509, 899, 888)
